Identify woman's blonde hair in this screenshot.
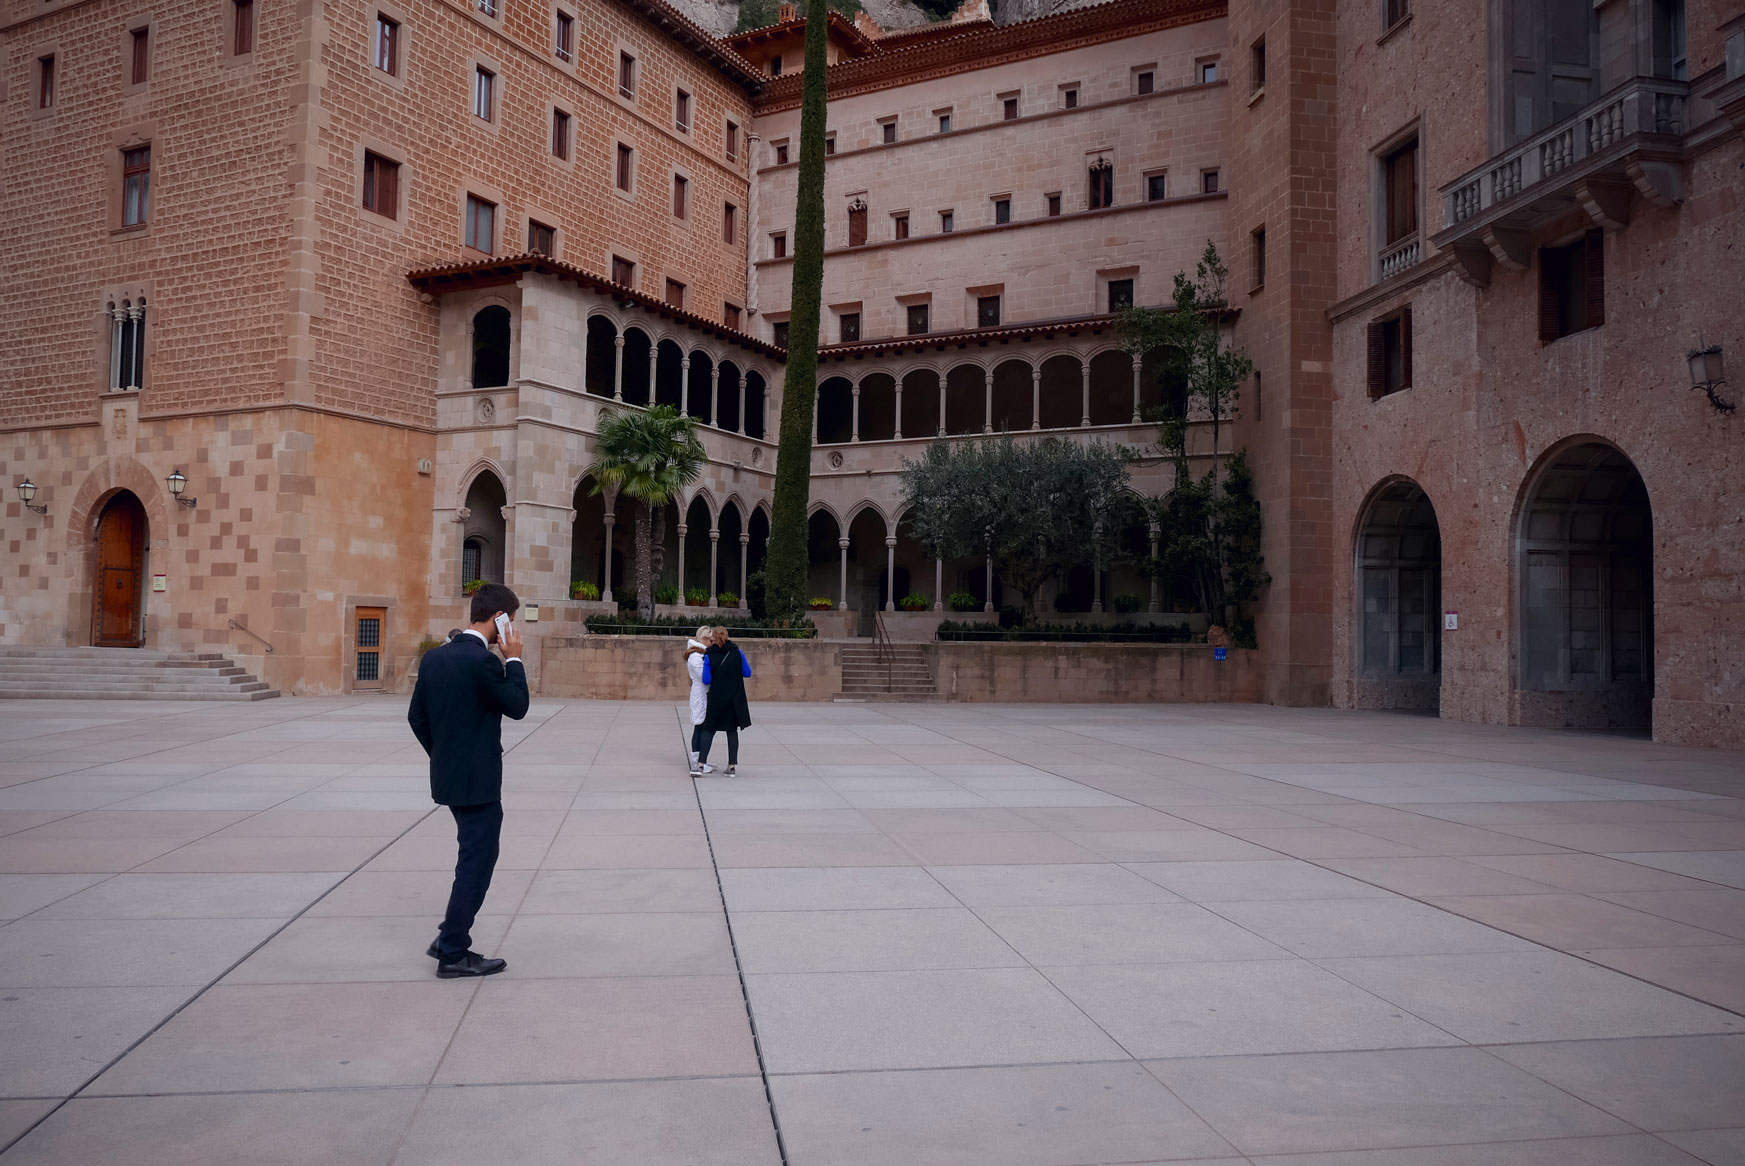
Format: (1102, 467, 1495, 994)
(695, 625, 713, 641)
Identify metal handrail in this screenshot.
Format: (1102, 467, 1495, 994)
(873, 610, 894, 692)
(227, 619, 275, 654)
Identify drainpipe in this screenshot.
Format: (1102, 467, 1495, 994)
(745, 132, 761, 333)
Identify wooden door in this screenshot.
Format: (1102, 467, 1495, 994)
(94, 492, 147, 647)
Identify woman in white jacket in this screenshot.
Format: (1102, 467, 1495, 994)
(686, 628, 712, 775)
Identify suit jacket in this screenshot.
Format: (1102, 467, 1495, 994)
(408, 632, 530, 806)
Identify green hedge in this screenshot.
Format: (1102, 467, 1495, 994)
(583, 613, 817, 639)
(935, 619, 1197, 644)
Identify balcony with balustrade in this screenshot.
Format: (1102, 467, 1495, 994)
(1431, 77, 1690, 288)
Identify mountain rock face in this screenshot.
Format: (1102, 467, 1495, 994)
(672, 0, 955, 41)
(989, 0, 1105, 23)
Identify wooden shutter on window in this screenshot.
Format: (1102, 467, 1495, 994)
(1538, 258, 1560, 344)
(1367, 320, 1385, 398)
(1400, 305, 1413, 389)
(1584, 229, 1605, 328)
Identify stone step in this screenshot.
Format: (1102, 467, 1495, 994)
(0, 648, 278, 702)
(832, 691, 943, 703)
(0, 687, 280, 702)
(0, 665, 252, 680)
(0, 676, 272, 693)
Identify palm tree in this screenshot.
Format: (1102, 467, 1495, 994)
(762, 0, 831, 618)
(586, 405, 705, 619)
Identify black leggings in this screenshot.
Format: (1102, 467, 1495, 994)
(690, 724, 705, 756)
(697, 726, 738, 765)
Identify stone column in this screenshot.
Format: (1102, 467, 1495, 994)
(894, 381, 904, 440)
(1091, 521, 1104, 614)
(680, 357, 691, 417)
(737, 371, 747, 434)
(884, 535, 896, 611)
(838, 537, 850, 612)
(601, 511, 616, 603)
(647, 356, 657, 407)
(738, 532, 750, 608)
(1130, 355, 1144, 423)
(1148, 520, 1161, 613)
(1031, 367, 1042, 431)
(1080, 360, 1091, 427)
(983, 369, 994, 434)
(937, 382, 947, 437)
(851, 383, 861, 442)
(708, 527, 719, 606)
(709, 365, 719, 427)
(612, 334, 625, 401)
(812, 388, 820, 443)
(676, 520, 688, 605)
(934, 558, 944, 611)
(984, 556, 995, 613)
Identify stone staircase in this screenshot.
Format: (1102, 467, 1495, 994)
(835, 643, 938, 701)
(0, 647, 280, 701)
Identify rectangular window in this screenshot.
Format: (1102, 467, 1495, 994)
(725, 120, 739, 160)
(893, 214, 909, 240)
(1384, 0, 1409, 28)
(618, 51, 636, 98)
(882, 120, 897, 144)
(1003, 96, 1018, 120)
(362, 151, 399, 218)
(993, 198, 1010, 225)
(373, 15, 397, 74)
(1539, 230, 1604, 343)
(110, 300, 147, 391)
(1047, 193, 1061, 216)
(847, 202, 867, 247)
(675, 89, 691, 132)
(1252, 226, 1267, 286)
(131, 28, 151, 85)
(464, 194, 495, 252)
(1251, 37, 1266, 92)
(774, 141, 790, 164)
(665, 278, 685, 307)
(772, 320, 789, 347)
(1108, 278, 1133, 312)
(551, 109, 571, 159)
(1136, 70, 1154, 95)
(554, 10, 573, 61)
(723, 203, 737, 244)
(528, 219, 554, 255)
(937, 112, 952, 133)
(724, 303, 741, 329)
(940, 210, 954, 233)
(1652, 0, 1686, 79)
(1201, 169, 1220, 193)
(37, 55, 54, 109)
(616, 143, 633, 191)
(771, 231, 787, 258)
(907, 303, 930, 334)
(1199, 60, 1217, 83)
(1382, 137, 1418, 244)
(1146, 173, 1167, 201)
(1366, 307, 1413, 398)
(122, 146, 151, 225)
(473, 66, 495, 121)
(672, 173, 687, 218)
(1062, 87, 1079, 109)
(1089, 162, 1114, 210)
(612, 255, 635, 285)
(824, 135, 836, 155)
(839, 312, 860, 343)
(233, 0, 254, 54)
(977, 295, 1001, 328)
(476, 0, 496, 16)
(770, 55, 782, 76)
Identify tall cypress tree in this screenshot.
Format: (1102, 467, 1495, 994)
(761, 0, 830, 619)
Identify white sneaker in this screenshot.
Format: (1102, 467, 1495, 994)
(699, 763, 716, 774)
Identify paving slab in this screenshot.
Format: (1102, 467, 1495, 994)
(1485, 1034, 1745, 1132)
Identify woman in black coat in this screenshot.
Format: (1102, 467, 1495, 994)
(698, 626, 751, 776)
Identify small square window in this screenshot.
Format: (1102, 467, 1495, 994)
(839, 312, 860, 343)
(675, 89, 691, 132)
(977, 295, 1001, 328)
(373, 15, 397, 75)
(893, 214, 909, 240)
(772, 320, 789, 347)
(1539, 231, 1604, 342)
(612, 255, 635, 285)
(473, 66, 495, 121)
(774, 141, 790, 164)
(937, 112, 952, 133)
(1199, 60, 1217, 83)
(771, 231, 787, 258)
(1146, 173, 1167, 201)
(362, 151, 399, 219)
(232, 0, 254, 55)
(1136, 70, 1154, 95)
(476, 0, 496, 15)
(940, 211, 954, 233)
(551, 109, 571, 159)
(770, 55, 782, 75)
(725, 120, 740, 161)
(37, 55, 54, 109)
(554, 11, 573, 62)
(618, 51, 636, 98)
(1367, 307, 1414, 397)
(1384, 0, 1410, 29)
(824, 135, 836, 155)
(122, 145, 151, 225)
(993, 198, 1011, 225)
(882, 120, 897, 144)
(1201, 169, 1220, 194)
(616, 143, 634, 191)
(724, 303, 742, 329)
(1062, 87, 1079, 109)
(907, 303, 930, 334)
(1107, 278, 1134, 312)
(1046, 193, 1061, 216)
(724, 203, 737, 244)
(1003, 97, 1018, 120)
(672, 173, 688, 218)
(131, 28, 151, 85)
(528, 219, 555, 255)
(465, 193, 496, 252)
(665, 278, 685, 307)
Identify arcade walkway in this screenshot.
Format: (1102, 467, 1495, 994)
(1, 698, 1742, 1164)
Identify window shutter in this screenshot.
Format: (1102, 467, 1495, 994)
(1538, 258, 1560, 344)
(1367, 320, 1384, 398)
(1400, 305, 1413, 388)
(1584, 228, 1605, 328)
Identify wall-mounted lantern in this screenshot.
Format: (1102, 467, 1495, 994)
(16, 479, 46, 515)
(1687, 344, 1735, 414)
(166, 468, 198, 509)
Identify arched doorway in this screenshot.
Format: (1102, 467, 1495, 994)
(1353, 479, 1442, 712)
(461, 471, 507, 591)
(93, 490, 148, 647)
(471, 306, 511, 388)
(1516, 442, 1652, 730)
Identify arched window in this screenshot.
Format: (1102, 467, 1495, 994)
(471, 305, 511, 387)
(110, 297, 147, 391)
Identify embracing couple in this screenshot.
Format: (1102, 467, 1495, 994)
(685, 624, 752, 776)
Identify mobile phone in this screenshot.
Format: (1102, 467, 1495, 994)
(494, 613, 512, 642)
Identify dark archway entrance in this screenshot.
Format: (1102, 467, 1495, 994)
(1517, 442, 1652, 730)
(93, 491, 147, 646)
(1353, 479, 1442, 712)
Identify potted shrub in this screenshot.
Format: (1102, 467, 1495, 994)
(462, 578, 487, 597)
(655, 584, 679, 605)
(615, 589, 637, 611)
(899, 593, 929, 612)
(1112, 593, 1142, 614)
(686, 587, 708, 606)
(716, 590, 738, 607)
(948, 591, 978, 612)
(571, 580, 600, 601)
(809, 596, 834, 611)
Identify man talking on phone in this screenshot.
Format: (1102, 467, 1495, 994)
(408, 582, 529, 978)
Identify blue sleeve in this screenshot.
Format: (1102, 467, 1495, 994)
(701, 657, 712, 684)
(741, 651, 751, 677)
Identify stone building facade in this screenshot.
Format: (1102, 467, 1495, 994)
(2, 0, 1741, 747)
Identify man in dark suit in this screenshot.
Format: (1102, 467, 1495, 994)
(408, 582, 529, 978)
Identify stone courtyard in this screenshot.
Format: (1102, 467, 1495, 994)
(0, 697, 1742, 1165)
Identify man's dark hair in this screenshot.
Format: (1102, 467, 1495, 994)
(469, 582, 520, 624)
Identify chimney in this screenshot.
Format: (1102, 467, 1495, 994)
(854, 10, 884, 38)
(777, 2, 797, 20)
(951, 0, 992, 22)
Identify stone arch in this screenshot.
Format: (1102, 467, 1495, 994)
(718, 359, 744, 433)
(817, 375, 854, 445)
(856, 371, 898, 441)
(1087, 348, 1134, 426)
(1512, 437, 1653, 731)
(571, 473, 622, 599)
(686, 349, 715, 423)
(943, 362, 985, 435)
(990, 358, 1033, 433)
(455, 457, 510, 510)
(1351, 476, 1443, 712)
(461, 469, 508, 591)
(1038, 353, 1082, 430)
(471, 305, 512, 388)
(655, 339, 686, 410)
(744, 370, 768, 439)
(621, 326, 654, 408)
(584, 314, 618, 396)
(900, 367, 941, 439)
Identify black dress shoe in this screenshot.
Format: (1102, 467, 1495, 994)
(436, 951, 507, 979)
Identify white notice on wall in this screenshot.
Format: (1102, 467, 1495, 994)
(1444, 611, 1458, 631)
